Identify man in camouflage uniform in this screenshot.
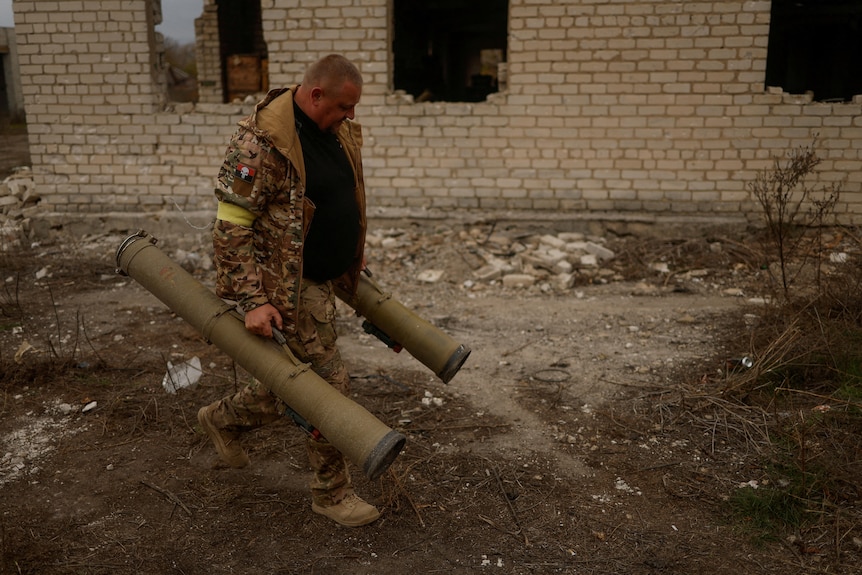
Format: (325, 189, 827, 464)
(197, 54, 379, 527)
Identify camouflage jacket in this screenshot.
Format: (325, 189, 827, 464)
(212, 86, 367, 333)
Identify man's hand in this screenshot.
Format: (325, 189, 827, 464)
(245, 303, 283, 338)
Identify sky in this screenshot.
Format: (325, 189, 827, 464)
(0, 0, 203, 44)
(157, 0, 202, 44)
(0, 0, 14, 27)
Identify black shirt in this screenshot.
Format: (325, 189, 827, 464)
(294, 103, 360, 281)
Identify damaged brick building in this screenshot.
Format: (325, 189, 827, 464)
(9, 0, 862, 228)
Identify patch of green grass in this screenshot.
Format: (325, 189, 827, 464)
(73, 372, 114, 386)
(729, 485, 805, 544)
(0, 321, 22, 331)
(835, 356, 862, 404)
(727, 414, 846, 545)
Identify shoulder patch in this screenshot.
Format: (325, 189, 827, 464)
(236, 163, 256, 183)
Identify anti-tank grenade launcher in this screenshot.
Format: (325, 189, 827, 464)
(115, 231, 471, 480)
(334, 271, 471, 385)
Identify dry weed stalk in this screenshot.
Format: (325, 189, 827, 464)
(749, 138, 841, 300)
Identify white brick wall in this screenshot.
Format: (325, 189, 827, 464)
(12, 0, 862, 223)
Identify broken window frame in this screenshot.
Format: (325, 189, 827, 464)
(391, 0, 509, 103)
(765, 0, 862, 103)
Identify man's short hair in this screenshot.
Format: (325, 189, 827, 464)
(304, 54, 363, 94)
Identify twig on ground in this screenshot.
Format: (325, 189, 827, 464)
(140, 480, 192, 516)
(392, 532, 440, 556)
(388, 468, 425, 527)
(502, 339, 535, 357)
(484, 458, 529, 547)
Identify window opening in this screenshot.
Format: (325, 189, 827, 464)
(766, 0, 862, 102)
(393, 0, 508, 103)
(157, 0, 200, 103)
(217, 0, 268, 103)
(164, 41, 198, 102)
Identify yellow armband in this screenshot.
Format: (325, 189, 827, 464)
(216, 201, 256, 227)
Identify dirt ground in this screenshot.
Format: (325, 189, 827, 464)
(0, 113, 862, 575)
(1, 212, 860, 574)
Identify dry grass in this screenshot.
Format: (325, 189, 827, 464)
(656, 235, 862, 557)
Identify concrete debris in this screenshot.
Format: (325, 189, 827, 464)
(459, 228, 618, 291)
(539, 234, 566, 249)
(417, 269, 444, 283)
(502, 274, 536, 288)
(585, 241, 615, 260)
(0, 167, 38, 214)
(364, 226, 630, 294)
(474, 265, 504, 282)
(0, 167, 38, 249)
(421, 390, 444, 407)
(579, 254, 598, 267)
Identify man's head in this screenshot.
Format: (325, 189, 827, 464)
(295, 54, 363, 133)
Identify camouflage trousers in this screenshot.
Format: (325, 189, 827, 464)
(207, 278, 353, 506)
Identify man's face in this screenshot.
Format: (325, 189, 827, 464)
(313, 80, 361, 133)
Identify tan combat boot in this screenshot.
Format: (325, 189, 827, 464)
(306, 438, 380, 527)
(312, 492, 381, 527)
(197, 403, 250, 468)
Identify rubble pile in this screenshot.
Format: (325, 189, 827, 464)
(366, 227, 623, 294)
(462, 229, 618, 291)
(0, 167, 39, 249)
